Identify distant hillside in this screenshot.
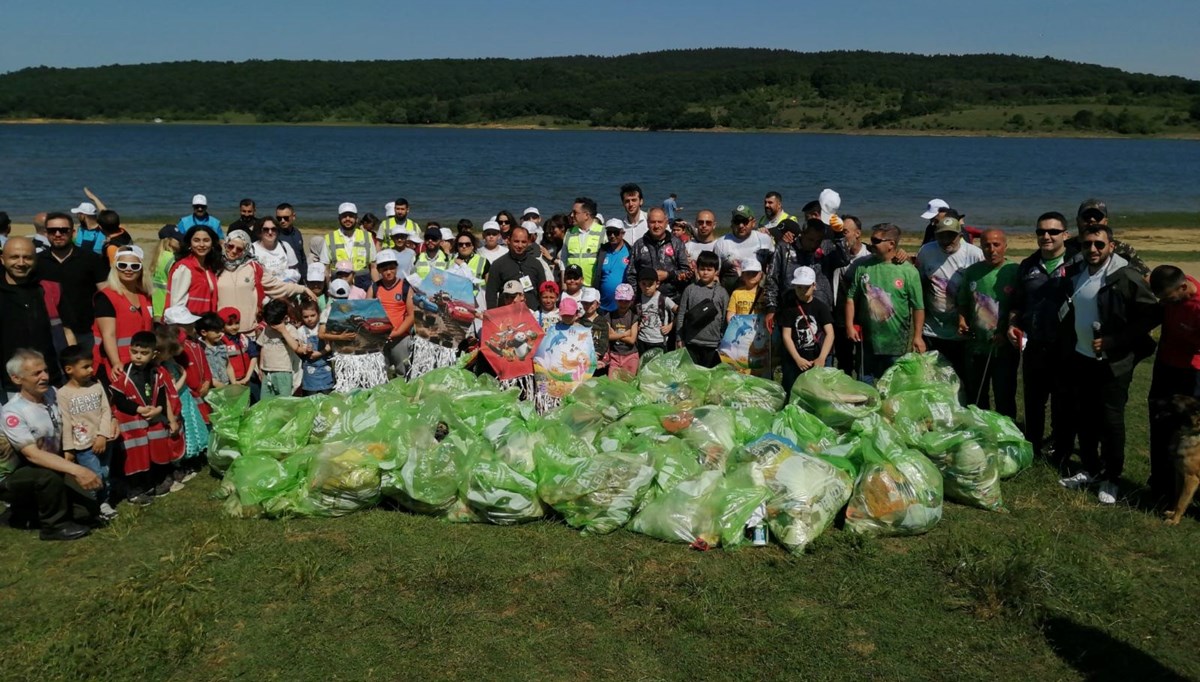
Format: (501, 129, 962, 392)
(3, 49, 1199, 135)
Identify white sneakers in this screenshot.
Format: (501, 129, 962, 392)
(99, 503, 118, 520)
(1097, 481, 1118, 505)
(1059, 472, 1119, 505)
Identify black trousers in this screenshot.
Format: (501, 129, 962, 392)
(1022, 340, 1070, 456)
(684, 344, 720, 369)
(965, 345, 1019, 418)
(0, 467, 98, 529)
(1147, 359, 1200, 498)
(1060, 353, 1133, 482)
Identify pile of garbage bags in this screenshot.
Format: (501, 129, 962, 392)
(208, 350, 1033, 553)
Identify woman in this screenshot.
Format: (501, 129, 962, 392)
(93, 245, 154, 380)
(495, 210, 519, 242)
(216, 229, 313, 334)
(167, 225, 222, 316)
(252, 218, 300, 283)
(450, 233, 487, 280)
(148, 225, 181, 318)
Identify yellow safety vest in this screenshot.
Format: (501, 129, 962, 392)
(414, 251, 450, 280)
(380, 217, 419, 241)
(466, 253, 488, 279)
(565, 225, 603, 286)
(325, 228, 372, 272)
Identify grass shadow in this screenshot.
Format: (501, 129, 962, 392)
(1041, 616, 1190, 681)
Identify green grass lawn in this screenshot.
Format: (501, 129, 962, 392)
(2, 363, 1199, 681)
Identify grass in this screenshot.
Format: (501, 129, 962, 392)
(2, 364, 1199, 681)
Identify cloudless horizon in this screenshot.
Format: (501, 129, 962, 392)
(1, 0, 1197, 80)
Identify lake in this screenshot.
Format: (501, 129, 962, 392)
(2, 124, 1198, 231)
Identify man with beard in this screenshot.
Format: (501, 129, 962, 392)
(714, 205, 774, 291)
(228, 198, 261, 239)
(36, 213, 108, 352)
(272, 203, 306, 263)
(485, 226, 545, 311)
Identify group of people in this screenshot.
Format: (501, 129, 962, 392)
(1, 184, 1197, 541)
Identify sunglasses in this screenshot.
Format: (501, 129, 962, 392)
(275, 215, 293, 221)
(262, 227, 278, 234)
(225, 244, 245, 252)
(457, 241, 473, 247)
(1082, 240, 1109, 251)
(46, 227, 71, 235)
(497, 220, 511, 225)
(1035, 228, 1066, 236)
(115, 261, 142, 272)
(696, 220, 714, 226)
(870, 237, 894, 245)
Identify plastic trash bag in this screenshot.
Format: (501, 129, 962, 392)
(920, 431, 1005, 512)
(205, 384, 250, 473)
(460, 421, 545, 525)
(238, 397, 320, 459)
(844, 416, 943, 536)
(733, 406, 776, 446)
(452, 387, 523, 433)
(595, 404, 676, 451)
(875, 351, 961, 400)
(788, 368, 880, 430)
(216, 454, 296, 518)
(629, 468, 770, 548)
(769, 405, 838, 456)
(958, 406, 1033, 479)
(636, 350, 712, 407)
(706, 370, 786, 411)
(881, 388, 961, 449)
(541, 401, 610, 444)
(564, 377, 648, 421)
(538, 450, 655, 535)
(385, 431, 475, 516)
(670, 406, 737, 470)
(409, 366, 484, 399)
(643, 437, 705, 499)
(264, 442, 387, 518)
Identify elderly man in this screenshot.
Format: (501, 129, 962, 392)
(625, 207, 692, 303)
(1, 237, 68, 402)
(37, 213, 108, 351)
(916, 215, 983, 382)
(320, 202, 378, 290)
(956, 229, 1020, 416)
(1, 348, 100, 540)
(177, 194, 224, 240)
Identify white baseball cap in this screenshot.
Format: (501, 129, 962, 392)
(407, 231, 424, 245)
(70, 202, 97, 217)
(389, 223, 410, 238)
(818, 188, 841, 223)
(482, 220, 502, 234)
(440, 227, 454, 242)
(191, 194, 208, 206)
(522, 206, 540, 218)
(385, 201, 396, 218)
(791, 266, 817, 286)
(329, 279, 351, 299)
(338, 202, 358, 216)
(739, 257, 762, 274)
(604, 218, 625, 231)
(520, 219, 540, 236)
(114, 244, 145, 261)
(375, 249, 400, 266)
(306, 262, 326, 282)
(580, 287, 600, 304)
(920, 198, 950, 220)
(163, 306, 201, 325)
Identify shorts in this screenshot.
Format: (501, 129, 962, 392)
(262, 371, 295, 399)
(606, 351, 640, 380)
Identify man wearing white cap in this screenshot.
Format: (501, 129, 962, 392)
(378, 198, 419, 244)
(320, 202, 377, 290)
(177, 194, 224, 240)
(479, 221, 509, 265)
(69, 202, 104, 255)
(779, 266, 835, 395)
(918, 198, 950, 244)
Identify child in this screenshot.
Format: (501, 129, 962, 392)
(779, 266, 836, 396)
(635, 266, 676, 355)
(676, 250, 729, 368)
(561, 264, 585, 304)
(333, 260, 367, 300)
(256, 298, 306, 400)
(320, 279, 388, 392)
(537, 280, 561, 331)
(56, 345, 118, 520)
(219, 307, 258, 398)
(197, 312, 232, 388)
(297, 299, 334, 395)
(306, 263, 329, 312)
(577, 287, 609, 374)
(163, 307, 211, 472)
(607, 283, 640, 380)
(107, 330, 182, 502)
(727, 257, 764, 321)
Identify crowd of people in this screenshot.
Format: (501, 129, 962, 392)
(0, 184, 1196, 541)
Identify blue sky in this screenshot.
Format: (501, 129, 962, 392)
(2, 0, 1197, 79)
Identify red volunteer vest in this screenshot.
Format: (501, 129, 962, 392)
(169, 256, 217, 315)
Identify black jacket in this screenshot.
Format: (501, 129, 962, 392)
(1010, 251, 1074, 345)
(1059, 255, 1161, 376)
(484, 249, 546, 310)
(764, 233, 851, 312)
(0, 275, 63, 392)
(624, 233, 692, 301)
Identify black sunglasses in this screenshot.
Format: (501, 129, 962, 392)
(457, 241, 473, 247)
(262, 227, 278, 233)
(870, 237, 894, 244)
(1082, 240, 1109, 250)
(1035, 228, 1066, 236)
(46, 227, 71, 235)
(275, 215, 293, 221)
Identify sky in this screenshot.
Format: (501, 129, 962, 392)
(2, 0, 1197, 80)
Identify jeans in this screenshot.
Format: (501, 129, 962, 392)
(964, 345, 1019, 418)
(74, 446, 110, 502)
(1022, 340, 1070, 456)
(0, 467, 99, 529)
(1147, 359, 1200, 497)
(1060, 352, 1133, 482)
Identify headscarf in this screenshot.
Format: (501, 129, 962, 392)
(223, 229, 254, 272)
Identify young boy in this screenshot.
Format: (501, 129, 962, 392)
(57, 345, 118, 519)
(577, 287, 608, 374)
(334, 260, 367, 300)
(779, 266, 835, 396)
(107, 330, 182, 502)
(607, 283, 640, 380)
(297, 299, 334, 395)
(197, 312, 232, 388)
(635, 266, 676, 355)
(676, 251, 729, 368)
(537, 280, 561, 331)
(219, 307, 257, 393)
(256, 299, 307, 400)
(561, 264, 585, 305)
(727, 257, 764, 321)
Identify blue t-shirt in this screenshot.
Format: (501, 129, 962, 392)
(177, 214, 225, 240)
(662, 197, 678, 221)
(298, 324, 334, 391)
(74, 227, 106, 255)
(596, 243, 631, 312)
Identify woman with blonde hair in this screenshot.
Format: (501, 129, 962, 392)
(92, 244, 154, 381)
(148, 225, 181, 318)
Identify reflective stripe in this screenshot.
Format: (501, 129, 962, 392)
(119, 419, 150, 433)
(146, 430, 169, 441)
(117, 338, 132, 347)
(123, 436, 149, 448)
(326, 229, 371, 272)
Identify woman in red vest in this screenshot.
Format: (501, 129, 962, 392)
(93, 245, 154, 381)
(167, 225, 222, 316)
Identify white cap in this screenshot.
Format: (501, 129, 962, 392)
(580, 287, 600, 303)
(281, 270, 301, 284)
(739, 257, 762, 274)
(329, 280, 351, 299)
(920, 198, 949, 220)
(338, 202, 358, 216)
(306, 262, 326, 281)
(226, 229, 251, 246)
(604, 218, 625, 231)
(70, 202, 97, 217)
(595, 212, 605, 223)
(375, 249, 400, 266)
(440, 227, 454, 242)
(114, 244, 145, 261)
(522, 206, 540, 218)
(818, 188, 841, 223)
(163, 306, 201, 325)
(482, 220, 502, 233)
(407, 231, 424, 245)
(389, 223, 410, 237)
(520, 219, 540, 236)
(791, 266, 817, 286)
(385, 201, 396, 218)
(191, 194, 208, 206)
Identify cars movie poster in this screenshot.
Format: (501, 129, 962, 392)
(411, 269, 478, 349)
(481, 304, 543, 380)
(324, 299, 393, 354)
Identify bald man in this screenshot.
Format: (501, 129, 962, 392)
(956, 229, 1020, 417)
(1, 237, 68, 401)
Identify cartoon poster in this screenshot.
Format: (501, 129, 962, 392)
(324, 299, 392, 354)
(719, 314, 771, 377)
(481, 304, 543, 380)
(411, 269, 478, 350)
(533, 323, 596, 401)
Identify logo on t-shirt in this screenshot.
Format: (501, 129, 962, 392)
(5, 414, 20, 428)
(893, 278, 904, 289)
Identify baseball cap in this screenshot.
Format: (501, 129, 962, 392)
(482, 220, 502, 234)
(732, 205, 754, 223)
(558, 297, 579, 317)
(791, 266, 817, 286)
(163, 306, 201, 325)
(538, 280, 560, 295)
(604, 218, 625, 233)
(329, 280, 351, 299)
(564, 264, 584, 279)
(580, 287, 600, 304)
(920, 198, 950, 220)
(191, 194, 208, 207)
(389, 223, 410, 238)
(375, 249, 400, 266)
(779, 218, 802, 236)
(739, 257, 762, 274)
(522, 207, 540, 219)
(338, 202, 358, 216)
(935, 216, 962, 234)
(114, 245, 145, 261)
(70, 202, 98, 217)
(502, 280, 524, 295)
(334, 259, 354, 273)
(226, 229, 251, 246)
(520, 220, 541, 237)
(440, 227, 454, 242)
(218, 307, 241, 324)
(614, 283, 635, 301)
(818, 188, 841, 223)
(407, 231, 424, 245)
(385, 201, 396, 218)
(637, 266, 658, 282)
(1077, 198, 1107, 220)
(424, 227, 442, 241)
(157, 224, 182, 241)
(306, 263, 326, 282)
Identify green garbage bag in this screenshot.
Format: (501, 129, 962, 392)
(238, 397, 320, 459)
(260, 448, 320, 518)
(920, 431, 1005, 512)
(452, 387, 523, 432)
(881, 388, 961, 448)
(265, 441, 387, 518)
(205, 385, 250, 473)
(769, 405, 838, 456)
(875, 351, 961, 400)
(788, 367, 880, 430)
(636, 350, 712, 407)
(629, 468, 769, 548)
(706, 370, 787, 411)
(733, 406, 776, 446)
(542, 401, 610, 443)
(409, 366, 483, 399)
(460, 421, 545, 525)
(217, 454, 293, 518)
(379, 425, 431, 500)
(538, 450, 655, 535)
(844, 416, 943, 536)
(958, 406, 1033, 478)
(308, 392, 350, 444)
(595, 404, 675, 451)
(643, 437, 704, 498)
(564, 377, 648, 421)
(387, 431, 476, 516)
(672, 406, 737, 470)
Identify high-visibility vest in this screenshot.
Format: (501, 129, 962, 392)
(466, 253, 488, 279)
(91, 288, 154, 370)
(414, 251, 450, 280)
(565, 225, 603, 286)
(380, 217, 419, 240)
(325, 228, 372, 272)
(152, 250, 173, 318)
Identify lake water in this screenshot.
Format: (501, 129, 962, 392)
(2, 124, 1198, 231)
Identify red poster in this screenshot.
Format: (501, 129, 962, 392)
(481, 303, 543, 380)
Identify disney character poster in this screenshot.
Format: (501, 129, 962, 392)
(719, 314, 771, 377)
(533, 323, 596, 401)
(325, 299, 393, 353)
(481, 304, 543, 380)
(411, 269, 478, 349)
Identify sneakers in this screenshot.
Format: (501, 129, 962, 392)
(125, 492, 154, 507)
(151, 479, 175, 497)
(179, 469, 199, 483)
(99, 503, 119, 521)
(1098, 481, 1119, 505)
(1059, 471, 1095, 490)
(40, 522, 91, 541)
(169, 481, 185, 493)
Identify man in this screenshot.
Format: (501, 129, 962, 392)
(320, 202, 377, 290)
(379, 197, 419, 243)
(714, 205, 774, 291)
(624, 207, 692, 304)
(273, 203, 306, 262)
(1065, 199, 1149, 276)
(484, 226, 545, 311)
(1, 237, 67, 402)
(956, 229, 1020, 417)
(760, 191, 792, 240)
(479, 221, 509, 264)
(229, 198, 260, 239)
(620, 183, 649, 246)
(1, 349, 100, 540)
(831, 215, 872, 374)
(566, 197, 604, 287)
(30, 212, 50, 253)
(844, 223, 925, 382)
(662, 193, 680, 223)
(918, 198, 950, 244)
(1057, 224, 1159, 505)
(177, 194, 224, 240)
(594, 219, 632, 312)
(413, 227, 451, 279)
(97, 209, 133, 265)
(1146, 265, 1200, 501)
(685, 209, 719, 264)
(1008, 212, 1075, 457)
(916, 215, 983, 381)
(36, 213, 108, 352)
(70, 202, 104, 254)
(765, 219, 851, 332)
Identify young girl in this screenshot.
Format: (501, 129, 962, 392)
(306, 263, 329, 312)
(333, 260, 367, 300)
(727, 257, 765, 321)
(256, 299, 306, 400)
(607, 283, 640, 380)
(297, 299, 334, 395)
(163, 308, 212, 472)
(537, 280, 561, 331)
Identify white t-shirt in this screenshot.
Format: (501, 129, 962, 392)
(916, 240, 983, 338)
(623, 210, 648, 247)
(480, 244, 509, 264)
(686, 239, 718, 263)
(2, 390, 61, 461)
(254, 241, 298, 281)
(1071, 255, 1126, 358)
(713, 232, 774, 272)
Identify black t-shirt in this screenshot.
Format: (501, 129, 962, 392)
(776, 291, 833, 362)
(36, 248, 109, 333)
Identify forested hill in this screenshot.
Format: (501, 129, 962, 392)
(3, 49, 1199, 135)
